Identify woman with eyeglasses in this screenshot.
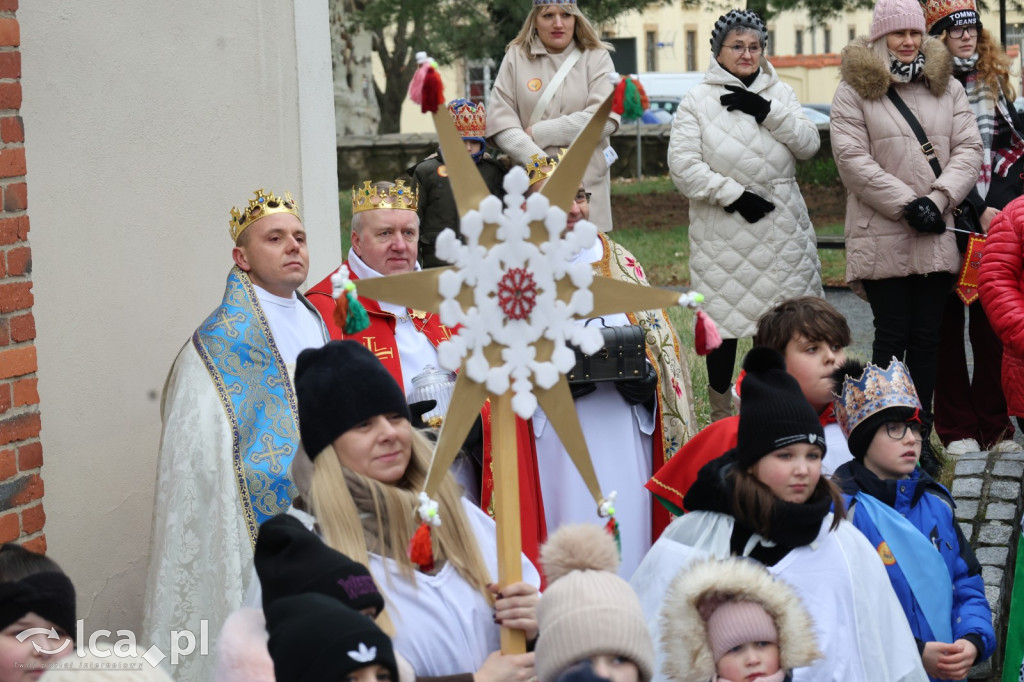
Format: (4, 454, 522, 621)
(487, 0, 618, 232)
(667, 9, 823, 424)
(924, 0, 1023, 456)
(830, 0, 982, 475)
(832, 357, 995, 680)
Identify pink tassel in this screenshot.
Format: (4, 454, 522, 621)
(408, 53, 431, 104)
(408, 52, 444, 113)
(695, 310, 723, 356)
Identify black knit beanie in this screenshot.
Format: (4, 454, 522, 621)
(267, 593, 397, 682)
(735, 347, 826, 469)
(294, 340, 412, 459)
(0, 572, 76, 637)
(255, 514, 384, 617)
(710, 10, 768, 56)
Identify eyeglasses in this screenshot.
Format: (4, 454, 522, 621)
(574, 190, 592, 204)
(947, 25, 980, 38)
(884, 422, 924, 441)
(726, 44, 762, 55)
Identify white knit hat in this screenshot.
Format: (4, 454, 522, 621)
(870, 0, 927, 41)
(534, 525, 654, 682)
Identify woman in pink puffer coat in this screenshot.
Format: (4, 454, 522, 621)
(830, 0, 982, 472)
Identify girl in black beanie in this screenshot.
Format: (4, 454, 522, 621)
(630, 348, 928, 682)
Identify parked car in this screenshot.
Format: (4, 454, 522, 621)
(647, 97, 680, 117)
(804, 103, 832, 117)
(801, 106, 830, 125)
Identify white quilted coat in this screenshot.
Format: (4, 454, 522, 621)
(668, 59, 823, 339)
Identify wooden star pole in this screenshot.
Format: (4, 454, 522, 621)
(357, 92, 688, 654)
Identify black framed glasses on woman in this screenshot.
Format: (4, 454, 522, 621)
(947, 25, 980, 39)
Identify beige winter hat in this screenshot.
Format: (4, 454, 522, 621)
(535, 524, 654, 682)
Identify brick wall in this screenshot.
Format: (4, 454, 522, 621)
(0, 1, 45, 554)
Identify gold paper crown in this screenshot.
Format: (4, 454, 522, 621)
(229, 189, 300, 242)
(526, 149, 567, 187)
(447, 99, 487, 139)
(351, 180, 419, 214)
(834, 358, 922, 438)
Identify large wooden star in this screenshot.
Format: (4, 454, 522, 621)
(356, 92, 689, 653)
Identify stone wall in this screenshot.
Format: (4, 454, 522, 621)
(953, 450, 1024, 680)
(336, 123, 834, 187)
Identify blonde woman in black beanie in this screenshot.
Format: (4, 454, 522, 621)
(285, 341, 540, 682)
(629, 348, 928, 682)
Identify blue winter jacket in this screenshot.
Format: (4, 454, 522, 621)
(835, 460, 995, 666)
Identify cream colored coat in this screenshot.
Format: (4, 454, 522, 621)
(487, 37, 619, 231)
(830, 37, 983, 291)
(667, 58, 822, 339)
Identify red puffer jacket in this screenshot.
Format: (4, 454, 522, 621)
(979, 195, 1024, 415)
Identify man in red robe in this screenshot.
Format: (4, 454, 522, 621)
(306, 180, 547, 568)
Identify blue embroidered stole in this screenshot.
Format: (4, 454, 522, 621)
(192, 266, 300, 548)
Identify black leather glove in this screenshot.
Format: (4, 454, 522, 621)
(904, 196, 946, 234)
(720, 84, 771, 123)
(725, 191, 776, 223)
(614, 363, 658, 408)
(569, 380, 597, 400)
(409, 400, 438, 429)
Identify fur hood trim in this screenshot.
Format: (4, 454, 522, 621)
(839, 35, 952, 100)
(214, 608, 275, 682)
(659, 558, 822, 682)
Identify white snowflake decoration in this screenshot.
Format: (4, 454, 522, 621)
(433, 167, 605, 419)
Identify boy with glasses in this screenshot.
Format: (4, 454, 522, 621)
(833, 358, 995, 681)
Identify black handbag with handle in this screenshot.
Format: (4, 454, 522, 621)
(886, 88, 984, 252)
(567, 320, 647, 385)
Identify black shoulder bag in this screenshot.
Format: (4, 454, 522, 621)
(886, 88, 984, 252)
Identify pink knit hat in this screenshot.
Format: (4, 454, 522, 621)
(870, 0, 927, 41)
(705, 600, 779, 662)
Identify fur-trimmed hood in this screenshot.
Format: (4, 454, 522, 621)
(839, 35, 952, 100)
(659, 558, 822, 682)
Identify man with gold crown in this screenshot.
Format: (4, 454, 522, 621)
(306, 181, 549, 569)
(143, 189, 328, 681)
(408, 98, 508, 268)
(522, 159, 696, 577)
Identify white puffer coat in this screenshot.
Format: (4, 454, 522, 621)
(668, 58, 823, 339)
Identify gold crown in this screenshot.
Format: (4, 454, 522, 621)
(526, 149, 567, 187)
(229, 189, 300, 242)
(351, 180, 419, 214)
